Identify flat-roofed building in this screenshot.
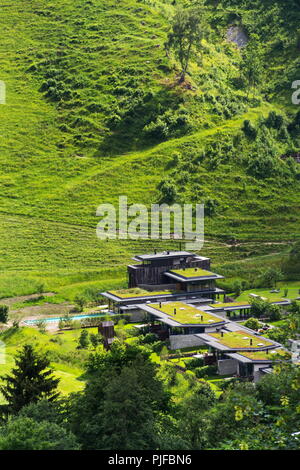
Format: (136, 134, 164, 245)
(196, 323, 290, 381)
(127, 251, 211, 288)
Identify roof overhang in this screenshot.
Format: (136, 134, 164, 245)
(101, 289, 225, 304)
(165, 272, 224, 283)
(132, 251, 194, 262)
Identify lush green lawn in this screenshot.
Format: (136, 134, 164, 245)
(0, 327, 93, 403)
(236, 284, 300, 304)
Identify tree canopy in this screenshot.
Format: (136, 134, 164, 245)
(166, 5, 206, 82)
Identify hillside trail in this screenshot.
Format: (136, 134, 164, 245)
(0, 292, 55, 306)
(61, 103, 277, 193)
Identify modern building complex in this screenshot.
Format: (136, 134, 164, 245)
(101, 250, 292, 382)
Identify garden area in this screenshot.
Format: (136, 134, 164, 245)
(0, 320, 231, 406)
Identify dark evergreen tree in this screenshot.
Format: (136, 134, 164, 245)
(0, 344, 60, 415)
(0, 305, 8, 324)
(78, 329, 89, 349)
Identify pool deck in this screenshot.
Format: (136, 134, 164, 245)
(20, 310, 110, 330)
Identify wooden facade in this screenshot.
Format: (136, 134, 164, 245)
(98, 321, 115, 350)
(128, 253, 211, 288)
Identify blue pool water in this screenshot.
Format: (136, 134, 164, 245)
(24, 313, 108, 325)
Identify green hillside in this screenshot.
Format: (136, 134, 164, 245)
(0, 0, 299, 300)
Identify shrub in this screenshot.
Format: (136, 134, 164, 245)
(74, 295, 87, 312)
(268, 304, 282, 322)
(242, 120, 257, 139)
(186, 357, 204, 369)
(170, 152, 181, 167)
(249, 298, 269, 318)
(194, 365, 217, 378)
(36, 319, 47, 333)
(260, 267, 282, 288)
(140, 333, 158, 344)
(244, 317, 260, 331)
(78, 330, 89, 349)
(58, 314, 74, 330)
(151, 341, 167, 353)
(157, 179, 178, 204)
(264, 111, 284, 130)
(204, 198, 218, 217)
(143, 118, 169, 140)
(247, 153, 277, 179)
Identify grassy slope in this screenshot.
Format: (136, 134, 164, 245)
(0, 327, 89, 403)
(0, 0, 299, 301)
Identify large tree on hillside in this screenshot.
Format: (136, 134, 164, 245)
(166, 5, 206, 82)
(0, 344, 60, 415)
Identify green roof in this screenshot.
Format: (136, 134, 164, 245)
(169, 268, 218, 279)
(210, 302, 250, 309)
(148, 301, 223, 325)
(108, 288, 174, 299)
(209, 330, 273, 349)
(238, 350, 291, 361)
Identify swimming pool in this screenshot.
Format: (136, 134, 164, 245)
(24, 313, 108, 325)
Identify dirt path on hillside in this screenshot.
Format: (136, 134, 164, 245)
(10, 302, 74, 317)
(0, 292, 55, 306)
(0, 292, 74, 322)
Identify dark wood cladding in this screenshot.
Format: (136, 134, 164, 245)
(128, 257, 211, 287)
(98, 321, 114, 340)
(98, 321, 115, 350)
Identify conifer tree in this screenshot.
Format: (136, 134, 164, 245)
(0, 344, 60, 415)
(0, 305, 8, 324)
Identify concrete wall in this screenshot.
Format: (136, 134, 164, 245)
(169, 334, 205, 350)
(253, 364, 268, 383)
(218, 359, 238, 375)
